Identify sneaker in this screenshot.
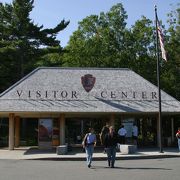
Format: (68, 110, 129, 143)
(111, 163, 114, 168)
(88, 164, 91, 168)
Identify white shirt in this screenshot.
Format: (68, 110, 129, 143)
(118, 128, 127, 136)
(132, 126, 138, 137)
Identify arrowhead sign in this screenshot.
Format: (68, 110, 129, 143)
(81, 74, 96, 92)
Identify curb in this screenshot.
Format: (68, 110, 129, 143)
(26, 154, 180, 161)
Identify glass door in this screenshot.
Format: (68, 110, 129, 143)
(65, 117, 105, 145)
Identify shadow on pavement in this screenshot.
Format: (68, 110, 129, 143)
(24, 147, 56, 155)
(90, 165, 172, 171)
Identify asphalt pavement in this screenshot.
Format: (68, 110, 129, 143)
(0, 158, 180, 180)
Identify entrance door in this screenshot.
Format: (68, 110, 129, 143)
(65, 117, 106, 145)
(38, 118, 53, 149)
(0, 118, 8, 147)
(138, 117, 157, 147)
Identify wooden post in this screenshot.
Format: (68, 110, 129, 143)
(15, 116, 20, 147)
(59, 114, 65, 145)
(171, 118, 174, 144)
(9, 113, 15, 150)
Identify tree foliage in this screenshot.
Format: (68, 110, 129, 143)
(161, 5, 180, 99)
(63, 3, 129, 67)
(63, 3, 156, 83)
(0, 0, 69, 92)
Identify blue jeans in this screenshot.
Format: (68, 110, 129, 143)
(106, 146, 116, 167)
(85, 145, 94, 166)
(178, 138, 180, 151)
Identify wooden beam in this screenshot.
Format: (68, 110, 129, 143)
(9, 113, 15, 150)
(15, 116, 20, 147)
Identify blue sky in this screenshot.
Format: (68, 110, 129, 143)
(1, 0, 179, 47)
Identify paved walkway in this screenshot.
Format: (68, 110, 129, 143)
(0, 147, 179, 160)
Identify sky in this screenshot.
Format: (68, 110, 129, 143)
(0, 0, 179, 47)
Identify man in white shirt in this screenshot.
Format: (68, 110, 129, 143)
(132, 123, 138, 145)
(118, 125, 127, 144)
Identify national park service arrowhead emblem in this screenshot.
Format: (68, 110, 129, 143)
(81, 74, 96, 92)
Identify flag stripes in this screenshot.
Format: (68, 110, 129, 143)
(157, 20, 167, 61)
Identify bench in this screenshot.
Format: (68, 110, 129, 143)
(118, 144, 137, 154)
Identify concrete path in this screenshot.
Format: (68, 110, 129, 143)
(0, 147, 179, 160)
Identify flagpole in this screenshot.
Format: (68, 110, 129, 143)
(155, 5, 163, 153)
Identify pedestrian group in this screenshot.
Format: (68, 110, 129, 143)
(82, 123, 138, 168)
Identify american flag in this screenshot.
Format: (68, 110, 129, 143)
(157, 20, 167, 61)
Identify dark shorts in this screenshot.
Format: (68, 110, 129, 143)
(119, 136, 126, 144)
(132, 136, 138, 140)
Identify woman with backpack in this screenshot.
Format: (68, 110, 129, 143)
(82, 128, 96, 168)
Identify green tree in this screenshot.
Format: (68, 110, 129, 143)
(0, 0, 69, 92)
(63, 4, 155, 71)
(63, 3, 157, 84)
(129, 16, 157, 84)
(63, 3, 129, 67)
(161, 5, 180, 100)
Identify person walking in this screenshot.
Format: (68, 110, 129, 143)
(100, 122, 109, 153)
(82, 128, 96, 168)
(118, 125, 127, 144)
(176, 127, 180, 152)
(104, 126, 119, 168)
(100, 122, 109, 145)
